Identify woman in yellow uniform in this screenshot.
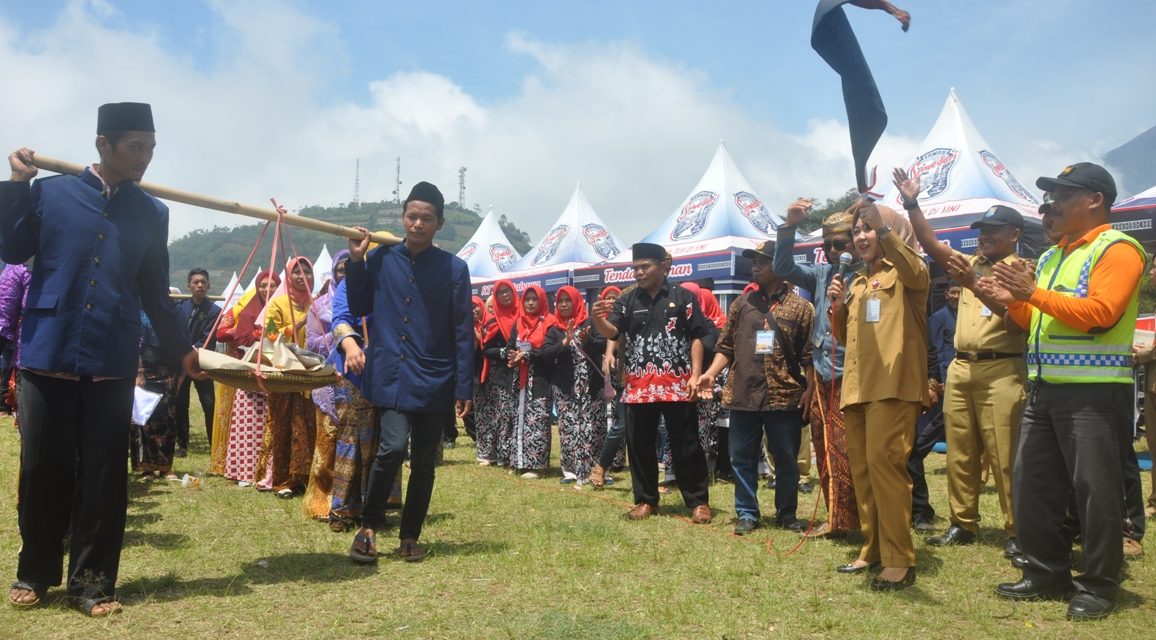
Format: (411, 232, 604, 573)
(828, 199, 929, 591)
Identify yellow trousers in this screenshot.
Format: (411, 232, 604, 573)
(845, 398, 918, 567)
(943, 358, 1025, 536)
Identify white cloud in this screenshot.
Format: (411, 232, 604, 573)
(0, 0, 1101, 251)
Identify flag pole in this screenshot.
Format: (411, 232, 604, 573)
(30, 154, 400, 246)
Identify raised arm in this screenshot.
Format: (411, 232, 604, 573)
(893, 167, 952, 268)
(774, 198, 821, 292)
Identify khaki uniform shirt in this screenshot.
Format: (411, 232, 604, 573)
(952, 251, 1028, 355)
(833, 232, 930, 408)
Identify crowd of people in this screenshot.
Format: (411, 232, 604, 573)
(0, 102, 1152, 624)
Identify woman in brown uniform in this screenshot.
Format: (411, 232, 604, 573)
(828, 199, 929, 591)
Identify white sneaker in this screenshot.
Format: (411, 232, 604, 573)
(520, 471, 540, 479)
(237, 480, 252, 488)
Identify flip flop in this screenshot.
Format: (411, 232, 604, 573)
(399, 539, 426, 563)
(349, 531, 377, 564)
(77, 596, 123, 617)
(9, 581, 43, 609)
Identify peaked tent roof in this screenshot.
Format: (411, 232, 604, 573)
(630, 143, 784, 261)
(458, 207, 523, 280)
(1114, 184, 1156, 212)
(876, 88, 1042, 230)
(506, 184, 625, 275)
(312, 244, 333, 294)
(218, 271, 240, 310)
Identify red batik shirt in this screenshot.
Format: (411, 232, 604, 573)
(606, 281, 713, 403)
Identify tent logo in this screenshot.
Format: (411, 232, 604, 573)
(672, 191, 718, 240)
(582, 223, 620, 259)
(458, 242, 478, 260)
(489, 243, 518, 271)
(908, 148, 959, 199)
(734, 191, 776, 235)
(979, 150, 1039, 204)
(532, 225, 570, 266)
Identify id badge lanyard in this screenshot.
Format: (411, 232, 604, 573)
(865, 278, 882, 323)
(755, 294, 780, 355)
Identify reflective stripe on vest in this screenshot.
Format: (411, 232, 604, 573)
(1028, 229, 1143, 384)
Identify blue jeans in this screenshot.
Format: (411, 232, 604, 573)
(729, 409, 803, 523)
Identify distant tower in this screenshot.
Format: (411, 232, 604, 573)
(458, 166, 467, 207)
(353, 158, 360, 210)
(393, 156, 402, 204)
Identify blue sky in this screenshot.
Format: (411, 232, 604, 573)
(2, 0, 1153, 243)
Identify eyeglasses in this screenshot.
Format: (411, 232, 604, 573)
(822, 239, 849, 252)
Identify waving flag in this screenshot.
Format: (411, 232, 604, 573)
(812, 0, 888, 195)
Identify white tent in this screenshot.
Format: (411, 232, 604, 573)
(457, 207, 523, 279)
(1114, 184, 1156, 211)
(312, 244, 333, 294)
(508, 183, 625, 275)
(602, 142, 784, 263)
(218, 271, 241, 310)
(876, 88, 1042, 233)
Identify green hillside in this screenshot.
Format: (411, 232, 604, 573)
(167, 200, 532, 291)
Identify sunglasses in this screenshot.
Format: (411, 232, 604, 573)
(822, 239, 849, 252)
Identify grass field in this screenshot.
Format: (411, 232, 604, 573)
(0, 406, 1152, 639)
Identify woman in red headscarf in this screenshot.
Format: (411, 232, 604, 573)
(461, 295, 489, 443)
(546, 285, 608, 487)
(677, 282, 726, 483)
(256, 257, 319, 498)
(478, 280, 519, 467)
(507, 285, 564, 478)
(216, 270, 280, 484)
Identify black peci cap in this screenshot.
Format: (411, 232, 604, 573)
(97, 102, 154, 133)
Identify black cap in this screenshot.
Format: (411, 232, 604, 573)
(1035, 162, 1116, 209)
(970, 205, 1024, 230)
(741, 240, 775, 260)
(405, 181, 445, 218)
(97, 102, 154, 133)
(632, 242, 666, 261)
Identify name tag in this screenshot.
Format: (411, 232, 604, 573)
(755, 330, 776, 354)
(517, 341, 532, 353)
(980, 305, 993, 318)
(866, 298, 881, 323)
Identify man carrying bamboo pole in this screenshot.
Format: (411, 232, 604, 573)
(1, 102, 203, 617)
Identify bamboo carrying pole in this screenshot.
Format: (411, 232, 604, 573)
(30, 154, 400, 246)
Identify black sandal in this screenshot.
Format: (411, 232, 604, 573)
(9, 581, 44, 608)
(76, 596, 123, 617)
(399, 539, 426, 563)
(349, 530, 377, 564)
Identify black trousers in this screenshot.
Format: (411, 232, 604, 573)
(908, 399, 945, 522)
(1120, 407, 1145, 541)
(16, 372, 134, 601)
(626, 402, 708, 509)
(361, 408, 446, 540)
(1014, 382, 1127, 600)
(174, 376, 215, 449)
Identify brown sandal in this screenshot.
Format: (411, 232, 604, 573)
(587, 464, 606, 488)
(399, 539, 426, 563)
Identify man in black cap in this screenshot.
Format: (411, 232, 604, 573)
(979, 162, 1145, 620)
(592, 243, 715, 523)
(344, 181, 474, 564)
(2, 103, 201, 616)
(894, 168, 1029, 562)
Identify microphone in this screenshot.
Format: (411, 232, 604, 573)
(836, 252, 853, 278)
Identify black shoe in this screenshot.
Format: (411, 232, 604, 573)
(995, 578, 1076, 601)
(870, 567, 916, 591)
(836, 561, 881, 574)
(777, 518, 808, 532)
(734, 518, 759, 536)
(1066, 593, 1115, 621)
(911, 517, 937, 533)
(927, 524, 976, 546)
(1010, 554, 1030, 570)
(1004, 537, 1022, 559)
(798, 482, 813, 494)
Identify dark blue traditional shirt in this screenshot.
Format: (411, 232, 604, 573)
(176, 297, 221, 350)
(344, 242, 473, 412)
(0, 168, 191, 378)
